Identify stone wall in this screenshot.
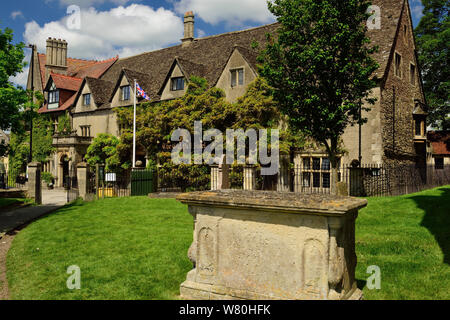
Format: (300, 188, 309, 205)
(380, 2, 427, 166)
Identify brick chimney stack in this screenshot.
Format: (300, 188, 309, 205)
(45, 38, 68, 81)
(182, 11, 195, 47)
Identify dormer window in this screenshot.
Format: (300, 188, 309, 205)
(171, 77, 185, 91)
(83, 93, 91, 106)
(231, 68, 244, 87)
(48, 82, 59, 107)
(121, 85, 131, 101)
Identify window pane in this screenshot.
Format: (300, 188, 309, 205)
(302, 173, 310, 187)
(322, 158, 330, 170)
(231, 70, 237, 87)
(238, 69, 244, 85)
(313, 173, 320, 188)
(313, 158, 321, 170)
(171, 77, 185, 91)
(303, 158, 310, 170)
(415, 120, 422, 136)
(122, 86, 130, 100)
(322, 173, 330, 189)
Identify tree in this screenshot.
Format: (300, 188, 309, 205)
(415, 0, 450, 130)
(85, 133, 122, 172)
(0, 26, 27, 131)
(259, 0, 379, 193)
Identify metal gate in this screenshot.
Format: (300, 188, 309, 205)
(131, 169, 155, 196)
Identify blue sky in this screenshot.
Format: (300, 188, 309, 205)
(1, 0, 425, 87)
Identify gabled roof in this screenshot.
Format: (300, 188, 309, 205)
(158, 57, 209, 95)
(100, 23, 279, 101)
(71, 77, 116, 111)
(37, 55, 118, 113)
(99, 0, 410, 102)
(428, 131, 450, 156)
(37, 54, 117, 90)
(86, 77, 115, 106)
(46, 73, 83, 92)
(109, 68, 156, 104)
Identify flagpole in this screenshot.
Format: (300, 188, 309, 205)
(133, 79, 137, 169)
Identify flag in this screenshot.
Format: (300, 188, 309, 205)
(136, 82, 151, 101)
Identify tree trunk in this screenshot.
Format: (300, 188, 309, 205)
(329, 138, 339, 196)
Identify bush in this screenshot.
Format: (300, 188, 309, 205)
(41, 172, 54, 185)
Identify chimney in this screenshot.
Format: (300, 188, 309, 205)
(45, 38, 68, 81)
(182, 11, 195, 47)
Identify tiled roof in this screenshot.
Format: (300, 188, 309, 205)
(100, 0, 406, 100)
(49, 73, 83, 91)
(428, 131, 450, 156)
(37, 55, 118, 113)
(100, 23, 278, 101)
(85, 77, 115, 105)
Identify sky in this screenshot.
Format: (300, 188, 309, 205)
(1, 0, 425, 88)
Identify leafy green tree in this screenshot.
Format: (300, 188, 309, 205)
(259, 0, 379, 193)
(85, 133, 122, 172)
(0, 26, 27, 131)
(415, 0, 450, 130)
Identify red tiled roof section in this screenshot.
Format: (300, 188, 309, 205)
(428, 131, 450, 156)
(39, 94, 76, 114)
(50, 73, 82, 91)
(37, 54, 118, 89)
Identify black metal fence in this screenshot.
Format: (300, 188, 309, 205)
(288, 164, 450, 197)
(0, 170, 27, 190)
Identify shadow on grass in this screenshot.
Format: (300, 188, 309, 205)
(410, 187, 450, 265)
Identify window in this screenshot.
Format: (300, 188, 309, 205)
(435, 158, 444, 170)
(80, 126, 91, 137)
(48, 89, 59, 104)
(395, 53, 402, 78)
(83, 93, 91, 106)
(415, 119, 424, 137)
(301, 156, 339, 189)
(231, 68, 244, 87)
(121, 85, 131, 101)
(171, 77, 185, 91)
(410, 64, 416, 86)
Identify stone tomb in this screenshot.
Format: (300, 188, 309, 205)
(177, 190, 367, 300)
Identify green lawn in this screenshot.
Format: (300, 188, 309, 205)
(6, 186, 450, 300)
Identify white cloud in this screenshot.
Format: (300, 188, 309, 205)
(410, 0, 424, 19)
(10, 51, 30, 89)
(23, 4, 184, 60)
(45, 0, 133, 7)
(173, 0, 275, 26)
(11, 11, 24, 20)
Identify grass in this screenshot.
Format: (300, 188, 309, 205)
(5, 186, 450, 300)
(6, 197, 193, 300)
(356, 186, 450, 300)
(0, 198, 33, 211)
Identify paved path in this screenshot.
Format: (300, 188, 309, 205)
(0, 189, 67, 234)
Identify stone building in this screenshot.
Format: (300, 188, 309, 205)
(27, 0, 427, 189)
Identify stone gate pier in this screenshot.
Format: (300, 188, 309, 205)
(177, 190, 367, 300)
